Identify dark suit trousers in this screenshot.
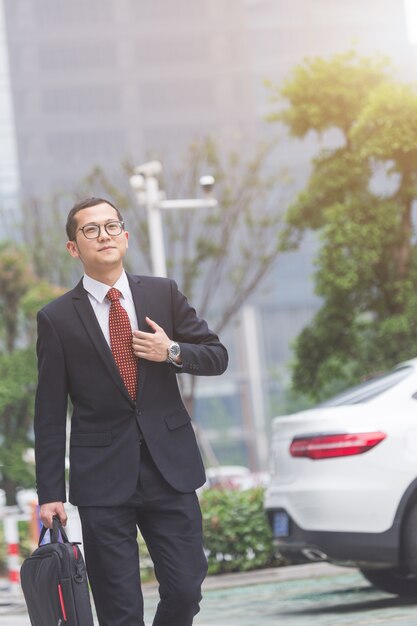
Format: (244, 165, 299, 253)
(78, 442, 208, 626)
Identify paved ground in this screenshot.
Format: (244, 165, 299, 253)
(195, 566, 417, 626)
(2, 563, 417, 625)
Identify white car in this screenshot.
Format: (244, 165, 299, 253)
(264, 358, 417, 596)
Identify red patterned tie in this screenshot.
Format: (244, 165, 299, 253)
(106, 288, 138, 401)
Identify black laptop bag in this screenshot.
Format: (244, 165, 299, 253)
(20, 515, 95, 626)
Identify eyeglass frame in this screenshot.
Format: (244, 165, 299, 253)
(75, 220, 125, 240)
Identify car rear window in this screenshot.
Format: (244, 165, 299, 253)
(318, 366, 414, 407)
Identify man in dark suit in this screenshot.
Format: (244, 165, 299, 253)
(34, 197, 228, 626)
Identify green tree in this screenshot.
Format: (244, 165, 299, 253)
(268, 50, 417, 400)
(0, 243, 65, 504)
(18, 195, 76, 287)
(0, 348, 37, 504)
(0, 243, 34, 352)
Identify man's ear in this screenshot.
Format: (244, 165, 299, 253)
(125, 231, 129, 248)
(66, 240, 80, 258)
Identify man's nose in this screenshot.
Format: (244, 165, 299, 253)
(97, 226, 111, 240)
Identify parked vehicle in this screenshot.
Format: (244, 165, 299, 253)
(201, 465, 270, 491)
(265, 358, 417, 596)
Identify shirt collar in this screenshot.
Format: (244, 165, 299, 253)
(83, 270, 131, 304)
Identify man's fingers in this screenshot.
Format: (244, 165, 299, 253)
(145, 316, 161, 332)
(133, 330, 152, 340)
(39, 502, 67, 528)
(132, 320, 169, 362)
(58, 508, 68, 527)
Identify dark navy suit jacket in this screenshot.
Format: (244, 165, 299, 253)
(34, 273, 228, 506)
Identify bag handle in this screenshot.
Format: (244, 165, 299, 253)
(38, 515, 69, 546)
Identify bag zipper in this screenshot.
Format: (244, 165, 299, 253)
(57, 583, 67, 622)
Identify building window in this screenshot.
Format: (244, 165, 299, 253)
(39, 43, 117, 71)
(139, 78, 214, 110)
(135, 37, 210, 65)
(46, 129, 125, 160)
(129, 0, 202, 19)
(36, 0, 112, 24)
(42, 85, 121, 114)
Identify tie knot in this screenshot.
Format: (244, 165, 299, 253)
(106, 288, 122, 303)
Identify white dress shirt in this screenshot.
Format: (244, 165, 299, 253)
(83, 270, 138, 347)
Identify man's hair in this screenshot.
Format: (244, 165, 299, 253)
(66, 197, 124, 240)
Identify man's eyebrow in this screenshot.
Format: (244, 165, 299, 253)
(81, 219, 118, 227)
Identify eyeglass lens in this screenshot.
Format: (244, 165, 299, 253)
(82, 221, 123, 239)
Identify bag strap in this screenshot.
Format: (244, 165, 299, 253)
(38, 515, 70, 546)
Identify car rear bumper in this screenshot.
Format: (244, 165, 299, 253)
(266, 509, 401, 568)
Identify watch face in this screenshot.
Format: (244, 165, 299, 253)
(169, 342, 181, 357)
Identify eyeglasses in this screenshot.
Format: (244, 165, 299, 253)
(76, 220, 125, 240)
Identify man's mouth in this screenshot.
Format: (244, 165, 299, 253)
(98, 246, 116, 251)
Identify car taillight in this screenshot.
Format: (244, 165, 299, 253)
(289, 431, 386, 460)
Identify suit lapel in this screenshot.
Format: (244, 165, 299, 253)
(127, 273, 148, 402)
(71, 279, 135, 406)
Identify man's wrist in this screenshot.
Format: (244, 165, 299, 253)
(166, 341, 182, 366)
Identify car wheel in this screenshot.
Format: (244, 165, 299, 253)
(403, 501, 417, 576)
(360, 568, 417, 596)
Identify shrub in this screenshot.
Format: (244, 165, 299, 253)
(200, 487, 281, 574)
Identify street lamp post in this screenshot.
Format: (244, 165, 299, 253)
(129, 161, 220, 467)
(129, 160, 217, 277)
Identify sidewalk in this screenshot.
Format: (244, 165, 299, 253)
(144, 562, 348, 597)
(0, 562, 348, 614)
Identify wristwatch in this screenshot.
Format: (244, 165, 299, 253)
(166, 341, 181, 364)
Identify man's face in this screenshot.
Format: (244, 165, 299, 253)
(66, 203, 129, 274)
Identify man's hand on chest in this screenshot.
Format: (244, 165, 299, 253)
(132, 316, 182, 365)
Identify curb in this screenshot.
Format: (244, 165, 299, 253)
(142, 562, 350, 596)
